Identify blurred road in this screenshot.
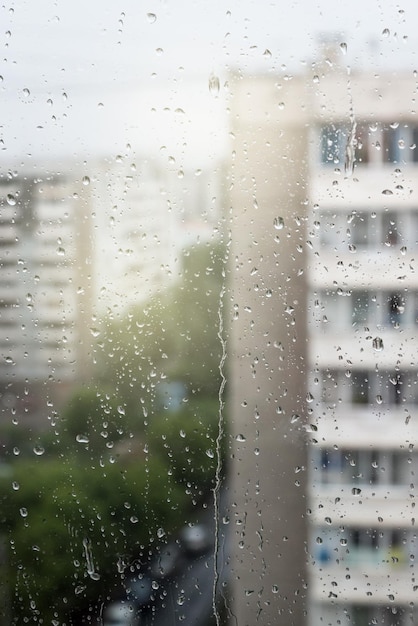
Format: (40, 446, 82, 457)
(141, 486, 231, 626)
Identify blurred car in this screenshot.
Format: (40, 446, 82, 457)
(125, 573, 154, 608)
(179, 524, 213, 555)
(150, 540, 184, 579)
(102, 600, 140, 626)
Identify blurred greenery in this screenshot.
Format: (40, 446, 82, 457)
(0, 452, 188, 622)
(148, 397, 226, 503)
(96, 242, 226, 413)
(0, 242, 228, 623)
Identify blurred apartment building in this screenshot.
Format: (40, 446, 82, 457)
(0, 161, 221, 426)
(0, 173, 93, 423)
(229, 61, 418, 625)
(91, 159, 222, 315)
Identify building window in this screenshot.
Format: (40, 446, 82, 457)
(320, 123, 348, 164)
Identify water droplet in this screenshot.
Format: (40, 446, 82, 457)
(20, 507, 28, 518)
(340, 42, 347, 54)
(274, 216, 284, 230)
(56, 247, 65, 256)
(236, 433, 246, 442)
(157, 527, 165, 538)
(147, 12, 157, 23)
(382, 189, 393, 195)
(376, 394, 383, 404)
(90, 327, 100, 338)
(130, 515, 139, 523)
(209, 73, 220, 96)
(82, 176, 90, 186)
(352, 487, 361, 496)
(33, 445, 45, 456)
(22, 87, 30, 97)
(12, 481, 19, 491)
(206, 449, 214, 458)
(372, 337, 384, 351)
(117, 405, 125, 415)
(306, 392, 314, 403)
(382, 28, 390, 38)
(272, 585, 279, 593)
(6, 193, 16, 206)
(76, 434, 89, 444)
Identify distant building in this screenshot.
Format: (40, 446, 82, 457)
(0, 159, 223, 426)
(91, 159, 223, 316)
(0, 172, 93, 423)
(229, 60, 418, 625)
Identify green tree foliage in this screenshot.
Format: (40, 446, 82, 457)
(0, 242, 228, 623)
(0, 453, 187, 623)
(97, 242, 226, 411)
(56, 386, 132, 459)
(148, 397, 226, 504)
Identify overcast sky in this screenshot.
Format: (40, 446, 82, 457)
(1, 0, 417, 168)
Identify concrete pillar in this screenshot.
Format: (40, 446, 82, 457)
(228, 74, 309, 626)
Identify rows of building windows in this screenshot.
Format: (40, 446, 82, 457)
(320, 369, 418, 406)
(312, 447, 417, 486)
(315, 604, 415, 626)
(320, 122, 418, 166)
(312, 289, 416, 330)
(313, 209, 417, 251)
(314, 525, 416, 568)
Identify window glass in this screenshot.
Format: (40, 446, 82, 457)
(2, 2, 418, 626)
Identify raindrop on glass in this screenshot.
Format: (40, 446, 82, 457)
(372, 337, 384, 351)
(208, 73, 220, 96)
(76, 434, 89, 444)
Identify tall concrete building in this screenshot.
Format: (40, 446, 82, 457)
(308, 69, 418, 626)
(229, 60, 418, 625)
(0, 172, 93, 423)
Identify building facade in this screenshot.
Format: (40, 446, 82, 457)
(229, 62, 418, 625)
(308, 69, 418, 625)
(0, 172, 93, 423)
